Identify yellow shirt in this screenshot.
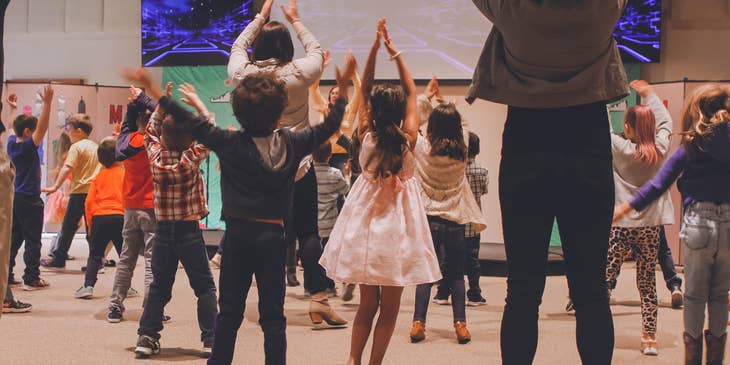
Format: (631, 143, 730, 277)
(65, 139, 101, 194)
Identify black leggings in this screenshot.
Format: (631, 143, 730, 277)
(84, 215, 123, 287)
(499, 103, 615, 365)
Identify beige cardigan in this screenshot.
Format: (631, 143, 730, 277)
(414, 132, 487, 232)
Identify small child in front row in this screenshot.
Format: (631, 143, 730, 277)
(122, 70, 218, 359)
(614, 84, 730, 365)
(75, 137, 124, 299)
(312, 140, 351, 299)
(183, 64, 354, 363)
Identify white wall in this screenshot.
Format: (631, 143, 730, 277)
(641, 0, 730, 82)
(4, 0, 142, 85)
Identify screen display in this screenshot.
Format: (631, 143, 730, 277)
(614, 0, 662, 63)
(142, 0, 661, 75)
(142, 0, 255, 67)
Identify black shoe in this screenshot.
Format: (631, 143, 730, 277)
(2, 299, 32, 313)
(162, 314, 172, 323)
(202, 340, 214, 358)
(104, 259, 116, 267)
(135, 335, 160, 358)
(286, 272, 300, 287)
(467, 296, 487, 307)
(107, 306, 123, 323)
(432, 295, 450, 305)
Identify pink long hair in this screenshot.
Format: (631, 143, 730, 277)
(624, 105, 661, 164)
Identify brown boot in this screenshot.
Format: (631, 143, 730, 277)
(309, 292, 347, 330)
(684, 332, 702, 365)
(454, 322, 471, 344)
(410, 321, 426, 343)
(705, 330, 727, 365)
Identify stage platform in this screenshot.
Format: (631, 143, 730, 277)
(201, 230, 567, 278)
(478, 242, 566, 277)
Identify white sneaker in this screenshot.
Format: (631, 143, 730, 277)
(127, 287, 140, 298)
(75, 286, 94, 299)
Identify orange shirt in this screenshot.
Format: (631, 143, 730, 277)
(123, 132, 154, 209)
(85, 165, 125, 228)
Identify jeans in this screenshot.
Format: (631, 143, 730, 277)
(209, 218, 287, 365)
(499, 103, 614, 365)
(658, 226, 683, 291)
(50, 193, 88, 264)
(138, 221, 217, 343)
(84, 215, 124, 287)
(681, 202, 730, 339)
(10, 193, 43, 283)
(286, 166, 321, 290)
(414, 216, 467, 324)
(109, 209, 155, 312)
(437, 235, 483, 300)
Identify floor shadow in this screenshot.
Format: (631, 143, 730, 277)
(124, 346, 207, 361)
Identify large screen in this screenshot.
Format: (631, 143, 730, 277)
(142, 0, 661, 77)
(614, 0, 662, 63)
(142, 0, 255, 67)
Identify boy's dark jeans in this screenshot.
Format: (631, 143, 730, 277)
(138, 221, 217, 343)
(10, 193, 44, 283)
(84, 215, 124, 287)
(499, 103, 614, 365)
(436, 234, 483, 300)
(50, 193, 87, 264)
(209, 218, 287, 365)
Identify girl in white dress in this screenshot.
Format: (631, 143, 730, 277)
(319, 19, 441, 365)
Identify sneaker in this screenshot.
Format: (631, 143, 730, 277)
(2, 299, 32, 313)
(432, 296, 450, 305)
(467, 296, 487, 307)
(107, 307, 123, 323)
(104, 259, 116, 267)
(22, 278, 50, 291)
(40, 257, 65, 269)
(202, 340, 213, 357)
(671, 285, 684, 309)
(162, 314, 172, 323)
(127, 287, 140, 298)
(75, 286, 94, 299)
(641, 333, 659, 356)
(342, 283, 357, 302)
(135, 335, 161, 358)
(67, 255, 76, 261)
(325, 287, 338, 298)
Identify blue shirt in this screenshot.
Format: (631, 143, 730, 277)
(631, 123, 730, 211)
(7, 135, 41, 196)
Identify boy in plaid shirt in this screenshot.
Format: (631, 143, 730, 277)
(123, 70, 217, 359)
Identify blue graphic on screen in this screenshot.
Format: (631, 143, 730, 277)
(614, 0, 661, 63)
(142, 0, 254, 67)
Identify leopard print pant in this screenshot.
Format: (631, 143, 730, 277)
(605, 226, 661, 334)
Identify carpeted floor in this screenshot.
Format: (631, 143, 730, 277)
(1, 238, 725, 364)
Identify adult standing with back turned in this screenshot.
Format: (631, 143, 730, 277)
(468, 1, 629, 364)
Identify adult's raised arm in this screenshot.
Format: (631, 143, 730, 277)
(284, 0, 324, 86)
(227, 0, 272, 80)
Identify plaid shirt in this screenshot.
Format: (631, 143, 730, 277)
(145, 112, 210, 222)
(465, 158, 488, 237)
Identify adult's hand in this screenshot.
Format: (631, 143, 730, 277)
(260, 0, 274, 19)
(281, 0, 300, 24)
